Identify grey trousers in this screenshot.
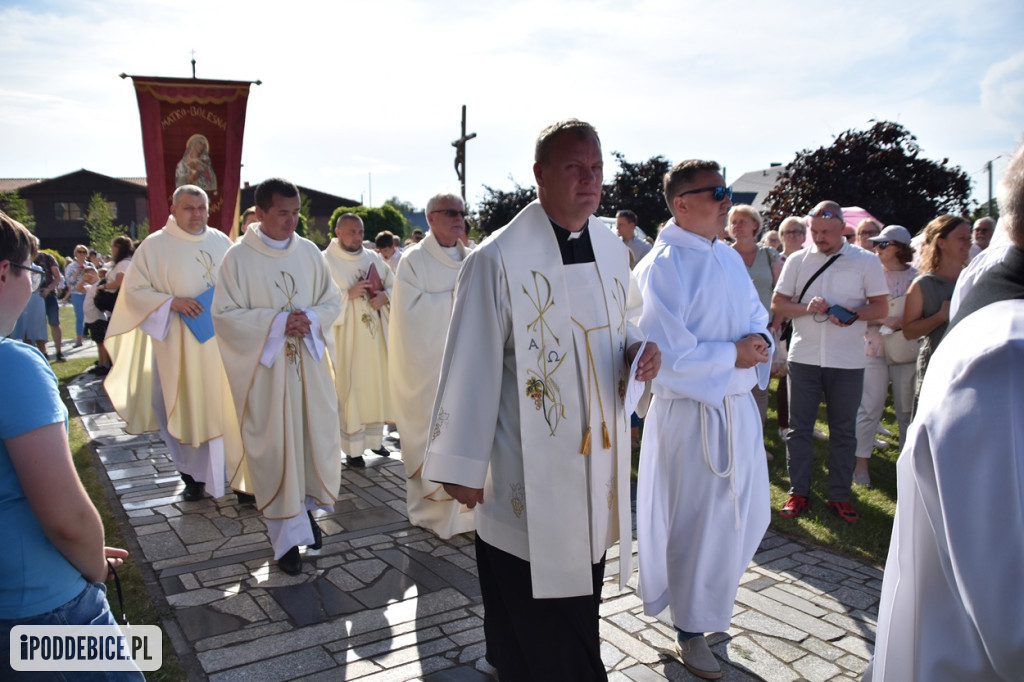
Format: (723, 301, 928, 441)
(785, 362, 864, 501)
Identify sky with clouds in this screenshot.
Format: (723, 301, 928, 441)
(1, 0, 1021, 217)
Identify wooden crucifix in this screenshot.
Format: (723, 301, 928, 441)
(451, 105, 477, 203)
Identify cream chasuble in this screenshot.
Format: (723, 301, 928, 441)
(387, 232, 474, 539)
(103, 217, 243, 495)
(424, 201, 643, 598)
(322, 241, 394, 440)
(212, 227, 342, 520)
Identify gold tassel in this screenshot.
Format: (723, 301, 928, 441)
(581, 427, 592, 455)
(602, 422, 611, 449)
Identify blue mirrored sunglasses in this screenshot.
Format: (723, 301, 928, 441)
(678, 185, 733, 202)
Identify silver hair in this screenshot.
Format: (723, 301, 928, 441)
(426, 192, 465, 214)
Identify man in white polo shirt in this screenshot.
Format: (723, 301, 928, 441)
(771, 201, 887, 523)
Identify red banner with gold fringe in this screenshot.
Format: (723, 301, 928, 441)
(126, 75, 254, 235)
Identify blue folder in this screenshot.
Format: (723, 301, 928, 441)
(179, 286, 216, 343)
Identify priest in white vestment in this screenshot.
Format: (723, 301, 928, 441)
(388, 192, 474, 538)
(212, 178, 342, 576)
(423, 120, 661, 681)
(866, 143, 1024, 682)
(633, 161, 771, 680)
(104, 185, 242, 502)
(323, 213, 395, 467)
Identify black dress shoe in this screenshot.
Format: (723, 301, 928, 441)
(370, 446, 391, 458)
(347, 455, 366, 468)
(306, 510, 323, 550)
(235, 491, 256, 506)
(278, 546, 302, 575)
(180, 473, 205, 501)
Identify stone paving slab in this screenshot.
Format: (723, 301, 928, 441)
(70, 372, 880, 681)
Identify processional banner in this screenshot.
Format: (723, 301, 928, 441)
(126, 75, 254, 235)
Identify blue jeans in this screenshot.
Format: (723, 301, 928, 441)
(71, 292, 86, 337)
(0, 583, 144, 681)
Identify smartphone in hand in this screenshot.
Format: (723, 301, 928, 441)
(827, 304, 859, 325)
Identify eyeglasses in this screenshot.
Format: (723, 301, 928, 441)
(808, 209, 842, 221)
(430, 209, 468, 218)
(678, 186, 733, 202)
(873, 241, 891, 250)
(8, 262, 45, 291)
(858, 230, 880, 238)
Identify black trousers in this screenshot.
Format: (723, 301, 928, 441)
(475, 535, 608, 682)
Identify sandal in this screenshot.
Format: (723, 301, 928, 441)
(827, 500, 860, 524)
(779, 494, 808, 519)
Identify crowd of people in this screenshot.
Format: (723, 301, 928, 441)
(2, 124, 1020, 681)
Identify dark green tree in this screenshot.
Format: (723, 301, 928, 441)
(763, 121, 973, 234)
(476, 181, 536, 235)
(327, 204, 409, 243)
(0, 190, 36, 232)
(598, 152, 672, 237)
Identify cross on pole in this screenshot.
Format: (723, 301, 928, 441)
(190, 49, 196, 78)
(451, 105, 477, 204)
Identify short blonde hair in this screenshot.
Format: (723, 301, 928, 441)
(727, 204, 763, 235)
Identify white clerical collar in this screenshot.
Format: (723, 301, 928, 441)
(260, 231, 292, 250)
(440, 244, 463, 262)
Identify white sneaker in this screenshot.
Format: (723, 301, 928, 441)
(675, 635, 722, 680)
(873, 438, 888, 449)
(876, 425, 892, 437)
(853, 471, 872, 487)
(812, 428, 828, 441)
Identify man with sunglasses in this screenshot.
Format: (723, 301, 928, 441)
(633, 160, 771, 679)
(771, 201, 888, 524)
(389, 192, 476, 539)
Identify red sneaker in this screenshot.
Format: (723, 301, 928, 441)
(779, 494, 809, 519)
(827, 500, 860, 524)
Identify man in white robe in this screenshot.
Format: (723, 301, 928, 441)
(633, 161, 771, 680)
(104, 185, 243, 502)
(212, 178, 342, 576)
(865, 142, 1024, 682)
(388, 192, 473, 538)
(423, 120, 661, 681)
(323, 213, 395, 467)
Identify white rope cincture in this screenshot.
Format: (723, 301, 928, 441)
(699, 399, 741, 530)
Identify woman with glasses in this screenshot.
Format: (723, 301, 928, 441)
(852, 227, 917, 487)
(63, 244, 90, 347)
(0, 212, 139, 679)
(902, 215, 972, 410)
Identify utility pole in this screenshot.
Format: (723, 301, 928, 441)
(987, 159, 994, 217)
(452, 105, 477, 204)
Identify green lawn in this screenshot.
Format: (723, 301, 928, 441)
(50, 357, 185, 681)
(632, 378, 900, 566)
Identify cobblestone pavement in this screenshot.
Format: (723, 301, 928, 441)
(68, 373, 879, 682)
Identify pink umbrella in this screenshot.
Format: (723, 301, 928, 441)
(800, 206, 878, 248)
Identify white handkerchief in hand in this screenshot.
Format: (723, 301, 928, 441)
(624, 335, 649, 416)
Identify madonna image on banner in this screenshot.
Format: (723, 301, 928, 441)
(175, 133, 219, 193)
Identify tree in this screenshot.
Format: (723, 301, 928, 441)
(83, 193, 128, 254)
(598, 152, 672, 237)
(970, 199, 999, 223)
(0, 190, 36, 232)
(383, 196, 417, 214)
(763, 121, 973, 234)
(476, 181, 536, 235)
(327, 204, 409, 243)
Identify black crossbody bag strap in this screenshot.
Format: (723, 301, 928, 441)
(779, 253, 841, 344)
(794, 253, 841, 304)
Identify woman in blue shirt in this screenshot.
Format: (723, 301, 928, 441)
(0, 211, 139, 680)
